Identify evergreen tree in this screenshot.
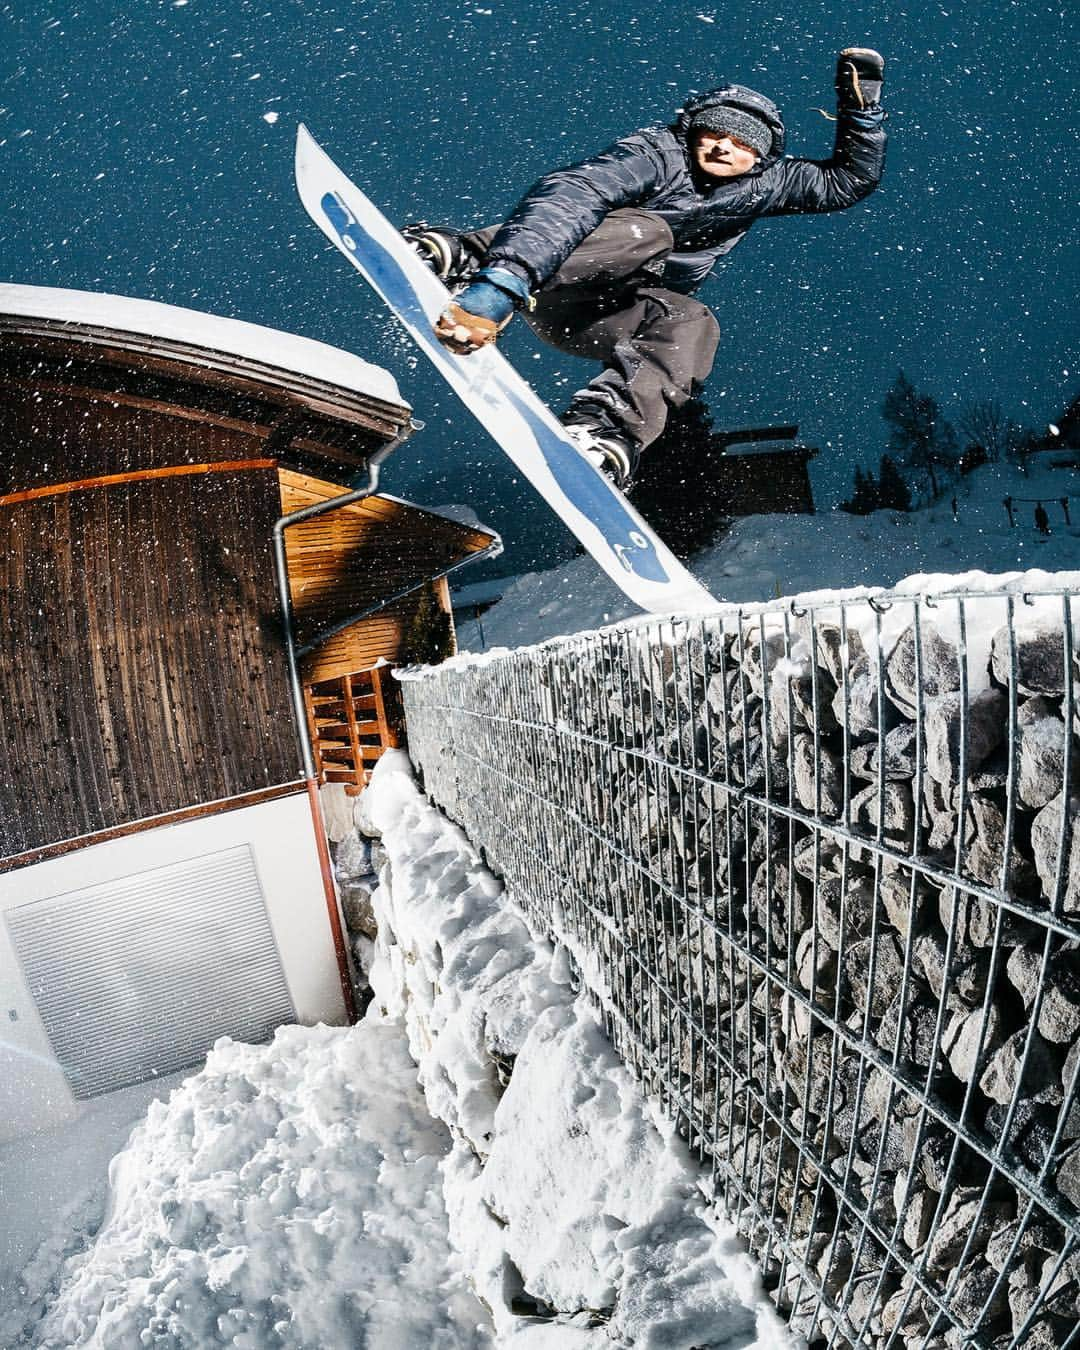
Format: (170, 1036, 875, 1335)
(403, 580, 455, 666)
(876, 454, 912, 511)
(840, 464, 879, 514)
(628, 396, 730, 559)
(881, 370, 959, 500)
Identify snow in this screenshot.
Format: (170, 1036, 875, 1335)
(455, 455, 1080, 653)
(3, 1021, 492, 1349)
(2, 753, 794, 1347)
(0, 284, 405, 409)
(359, 751, 795, 1347)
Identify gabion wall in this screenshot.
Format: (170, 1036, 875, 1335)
(400, 586, 1080, 1350)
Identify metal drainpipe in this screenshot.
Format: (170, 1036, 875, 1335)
(272, 426, 411, 777)
(271, 422, 414, 1021)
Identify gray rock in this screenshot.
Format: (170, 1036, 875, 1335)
(875, 987, 940, 1070)
(951, 1262, 1010, 1326)
(1062, 1041, 1080, 1136)
(792, 832, 850, 881)
(942, 1003, 1003, 1083)
(924, 775, 958, 851)
(882, 1278, 931, 1339)
(985, 1215, 1062, 1272)
(939, 883, 1030, 953)
(832, 668, 898, 743)
(924, 688, 1008, 789)
(793, 732, 844, 816)
(849, 721, 919, 782)
(924, 1186, 1012, 1274)
(790, 670, 838, 735)
(816, 622, 868, 688)
(795, 928, 836, 994)
(811, 874, 875, 951)
(979, 1027, 1061, 1106)
(1015, 1315, 1078, 1349)
(741, 628, 787, 698)
(914, 930, 986, 1009)
(1006, 942, 1043, 1008)
(961, 795, 1039, 896)
(850, 779, 915, 843)
(991, 618, 1074, 696)
(844, 931, 906, 1020)
(985, 1098, 1058, 1172)
(1030, 792, 1080, 915)
(1017, 696, 1077, 811)
(1038, 943, 1080, 1044)
(885, 622, 961, 719)
(879, 861, 934, 940)
(895, 1183, 936, 1252)
(1005, 1253, 1045, 1335)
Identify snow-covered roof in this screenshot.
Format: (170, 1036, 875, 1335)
(0, 284, 406, 411)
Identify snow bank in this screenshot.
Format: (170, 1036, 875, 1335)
(358, 750, 795, 1348)
(11, 1021, 492, 1348)
(456, 456, 1080, 653)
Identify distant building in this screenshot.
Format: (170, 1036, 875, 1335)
(0, 285, 496, 1140)
(712, 425, 818, 516)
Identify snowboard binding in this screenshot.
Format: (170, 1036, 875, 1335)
(401, 223, 482, 287)
(563, 421, 637, 491)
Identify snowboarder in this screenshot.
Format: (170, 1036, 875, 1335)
(405, 49, 887, 488)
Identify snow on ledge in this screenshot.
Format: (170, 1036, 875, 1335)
(0, 283, 406, 409)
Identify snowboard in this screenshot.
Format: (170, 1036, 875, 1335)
(294, 124, 718, 616)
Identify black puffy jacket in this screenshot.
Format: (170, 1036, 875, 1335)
(483, 84, 887, 295)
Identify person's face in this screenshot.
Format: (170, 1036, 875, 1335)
(691, 130, 760, 179)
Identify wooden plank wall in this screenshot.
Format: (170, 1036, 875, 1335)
(0, 384, 267, 494)
(0, 468, 299, 858)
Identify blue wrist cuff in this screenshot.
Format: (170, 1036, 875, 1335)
(454, 279, 517, 324)
(474, 266, 532, 308)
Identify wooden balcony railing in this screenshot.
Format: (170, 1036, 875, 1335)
(302, 665, 403, 796)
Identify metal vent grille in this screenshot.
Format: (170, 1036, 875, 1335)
(6, 845, 296, 1099)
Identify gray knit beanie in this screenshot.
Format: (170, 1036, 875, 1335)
(689, 106, 772, 159)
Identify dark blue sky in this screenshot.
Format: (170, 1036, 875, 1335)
(2, 0, 1077, 574)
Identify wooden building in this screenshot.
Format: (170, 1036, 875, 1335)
(0, 284, 497, 1140)
(713, 426, 818, 516)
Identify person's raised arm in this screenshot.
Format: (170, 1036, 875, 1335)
(765, 48, 887, 215)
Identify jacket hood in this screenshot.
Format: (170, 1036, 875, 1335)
(675, 84, 786, 163)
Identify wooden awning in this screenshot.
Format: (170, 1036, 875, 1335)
(279, 470, 499, 681)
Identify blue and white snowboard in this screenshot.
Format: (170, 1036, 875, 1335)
(294, 124, 718, 615)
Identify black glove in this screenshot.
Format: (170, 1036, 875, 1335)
(835, 47, 885, 111)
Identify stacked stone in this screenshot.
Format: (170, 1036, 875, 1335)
(400, 600, 1080, 1350)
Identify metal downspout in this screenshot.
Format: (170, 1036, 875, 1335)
(271, 426, 411, 1020)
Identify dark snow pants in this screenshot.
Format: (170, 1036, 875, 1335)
(464, 209, 721, 451)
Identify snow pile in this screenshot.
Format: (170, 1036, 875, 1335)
(359, 750, 794, 1348)
(11, 1022, 492, 1349)
(457, 456, 1080, 652)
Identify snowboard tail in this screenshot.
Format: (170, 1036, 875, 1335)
(294, 124, 718, 615)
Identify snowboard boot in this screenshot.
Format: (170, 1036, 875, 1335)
(401, 223, 482, 286)
(562, 420, 637, 490)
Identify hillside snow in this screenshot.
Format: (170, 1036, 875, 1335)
(456, 455, 1080, 651)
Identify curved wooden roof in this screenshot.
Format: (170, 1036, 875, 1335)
(0, 284, 406, 411)
(0, 285, 413, 482)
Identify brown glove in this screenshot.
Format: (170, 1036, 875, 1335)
(433, 300, 512, 355)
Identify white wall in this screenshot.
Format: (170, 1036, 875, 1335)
(0, 791, 347, 1143)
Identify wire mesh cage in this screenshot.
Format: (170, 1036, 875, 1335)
(400, 585, 1080, 1349)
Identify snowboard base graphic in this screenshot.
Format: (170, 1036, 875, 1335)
(294, 124, 718, 615)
